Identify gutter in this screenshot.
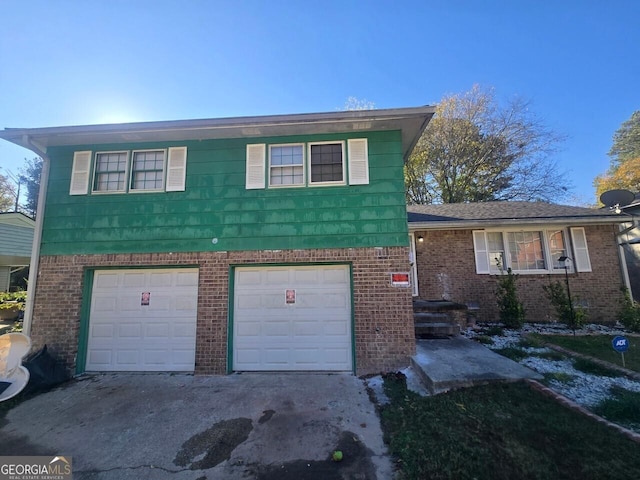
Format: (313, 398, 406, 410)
(22, 136, 49, 336)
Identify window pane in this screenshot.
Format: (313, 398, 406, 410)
(548, 230, 567, 269)
(507, 231, 546, 270)
(94, 152, 127, 192)
(310, 143, 343, 183)
(270, 165, 303, 186)
(131, 150, 165, 190)
(271, 145, 303, 166)
(487, 232, 505, 272)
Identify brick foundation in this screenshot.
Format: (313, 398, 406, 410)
(413, 225, 625, 324)
(31, 247, 415, 375)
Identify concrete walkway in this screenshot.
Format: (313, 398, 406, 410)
(411, 337, 543, 394)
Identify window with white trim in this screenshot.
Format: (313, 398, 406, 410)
(269, 144, 304, 186)
(93, 151, 128, 192)
(130, 150, 165, 191)
(245, 139, 368, 189)
(473, 228, 585, 274)
(73, 147, 187, 195)
(309, 142, 345, 184)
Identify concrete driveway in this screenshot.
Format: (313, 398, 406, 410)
(0, 373, 392, 479)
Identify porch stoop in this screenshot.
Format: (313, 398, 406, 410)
(413, 299, 468, 338)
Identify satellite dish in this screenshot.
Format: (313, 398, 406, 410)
(600, 189, 635, 208)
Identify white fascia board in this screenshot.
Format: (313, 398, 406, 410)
(407, 216, 627, 231)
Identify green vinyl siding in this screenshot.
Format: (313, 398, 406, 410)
(41, 130, 409, 255)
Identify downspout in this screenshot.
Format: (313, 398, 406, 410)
(22, 136, 50, 336)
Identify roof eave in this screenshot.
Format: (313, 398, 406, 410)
(0, 106, 436, 160)
(408, 216, 627, 230)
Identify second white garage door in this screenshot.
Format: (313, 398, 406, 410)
(86, 268, 198, 372)
(233, 265, 353, 371)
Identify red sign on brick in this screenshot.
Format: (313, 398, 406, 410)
(391, 273, 410, 286)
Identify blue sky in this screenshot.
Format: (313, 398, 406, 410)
(1, 0, 639, 205)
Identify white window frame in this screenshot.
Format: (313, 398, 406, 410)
(91, 151, 130, 194)
(129, 149, 167, 192)
(308, 141, 346, 186)
(474, 227, 579, 275)
(268, 143, 305, 188)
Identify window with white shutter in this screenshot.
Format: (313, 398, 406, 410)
(70, 151, 92, 195)
(347, 138, 369, 185)
(472, 227, 592, 275)
(473, 231, 491, 274)
(166, 147, 187, 192)
(246, 144, 266, 189)
(570, 227, 592, 272)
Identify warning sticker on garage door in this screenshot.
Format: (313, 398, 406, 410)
(285, 289, 296, 304)
(141, 292, 151, 306)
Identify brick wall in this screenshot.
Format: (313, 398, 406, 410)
(31, 247, 414, 375)
(413, 225, 625, 324)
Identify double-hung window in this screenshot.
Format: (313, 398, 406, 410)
(70, 147, 187, 195)
(309, 142, 345, 185)
(93, 151, 128, 192)
(269, 144, 304, 186)
(473, 228, 589, 274)
(246, 139, 368, 190)
(130, 150, 165, 191)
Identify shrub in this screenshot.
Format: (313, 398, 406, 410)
(495, 267, 526, 329)
(542, 280, 586, 333)
(0, 291, 26, 320)
(618, 287, 640, 332)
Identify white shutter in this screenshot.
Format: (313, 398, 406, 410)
(570, 227, 592, 272)
(473, 231, 491, 274)
(69, 151, 92, 195)
(246, 144, 266, 189)
(166, 147, 187, 192)
(348, 139, 369, 185)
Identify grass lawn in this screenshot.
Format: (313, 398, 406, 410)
(380, 375, 640, 480)
(530, 334, 640, 373)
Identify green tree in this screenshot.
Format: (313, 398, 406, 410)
(19, 157, 43, 218)
(0, 173, 15, 212)
(594, 110, 640, 201)
(406, 85, 568, 204)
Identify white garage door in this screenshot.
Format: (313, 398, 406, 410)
(86, 268, 198, 372)
(233, 265, 353, 371)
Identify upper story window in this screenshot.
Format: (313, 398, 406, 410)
(93, 151, 128, 192)
(309, 142, 345, 184)
(269, 144, 304, 187)
(69, 147, 187, 195)
(246, 139, 367, 190)
(473, 227, 590, 275)
(130, 150, 165, 191)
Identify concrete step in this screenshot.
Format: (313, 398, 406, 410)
(413, 299, 468, 313)
(414, 312, 450, 323)
(411, 338, 543, 395)
(415, 322, 460, 338)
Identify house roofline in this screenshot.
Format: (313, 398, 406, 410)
(408, 216, 628, 231)
(0, 106, 436, 161)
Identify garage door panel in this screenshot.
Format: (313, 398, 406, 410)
(95, 273, 119, 288)
(118, 323, 142, 338)
(149, 272, 172, 286)
(123, 272, 146, 287)
(234, 265, 352, 372)
(86, 268, 198, 372)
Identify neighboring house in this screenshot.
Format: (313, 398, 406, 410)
(0, 212, 34, 292)
(0, 107, 434, 375)
(407, 202, 629, 324)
